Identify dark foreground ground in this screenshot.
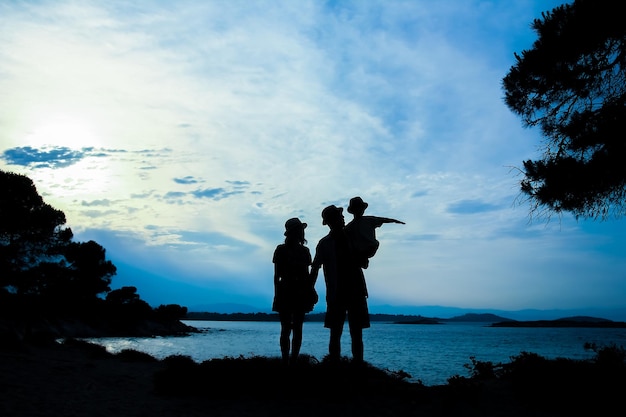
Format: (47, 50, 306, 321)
(1, 339, 624, 417)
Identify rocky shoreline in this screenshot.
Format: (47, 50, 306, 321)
(1, 316, 198, 347)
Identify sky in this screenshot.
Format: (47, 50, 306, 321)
(2, 0, 625, 320)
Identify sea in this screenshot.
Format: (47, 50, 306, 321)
(86, 320, 626, 386)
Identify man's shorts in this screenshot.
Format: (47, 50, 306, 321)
(324, 296, 370, 330)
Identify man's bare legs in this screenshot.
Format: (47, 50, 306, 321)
(329, 325, 342, 360)
(329, 323, 363, 362)
(349, 324, 363, 363)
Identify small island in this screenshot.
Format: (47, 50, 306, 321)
(490, 316, 626, 328)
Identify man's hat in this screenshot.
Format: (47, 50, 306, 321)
(321, 205, 343, 225)
(347, 196, 368, 214)
(284, 217, 307, 235)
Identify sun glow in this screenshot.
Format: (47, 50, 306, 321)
(16, 113, 123, 202)
(24, 115, 101, 149)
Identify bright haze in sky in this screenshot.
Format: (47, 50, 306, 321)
(2, 0, 625, 319)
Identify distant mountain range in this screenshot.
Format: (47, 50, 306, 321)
(416, 314, 626, 327)
(185, 311, 626, 327)
(442, 313, 514, 322)
(187, 303, 626, 322)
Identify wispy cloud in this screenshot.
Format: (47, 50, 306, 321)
(81, 199, 113, 207)
(447, 199, 503, 215)
(2, 0, 624, 314)
(173, 176, 201, 185)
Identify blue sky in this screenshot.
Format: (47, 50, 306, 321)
(2, 0, 625, 319)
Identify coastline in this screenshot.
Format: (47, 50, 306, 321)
(0, 340, 505, 417)
(2, 338, 623, 417)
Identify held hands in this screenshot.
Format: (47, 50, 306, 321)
(309, 265, 319, 285)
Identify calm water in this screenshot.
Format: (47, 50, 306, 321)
(87, 320, 626, 386)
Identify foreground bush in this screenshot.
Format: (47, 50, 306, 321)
(153, 354, 415, 399)
(450, 344, 626, 415)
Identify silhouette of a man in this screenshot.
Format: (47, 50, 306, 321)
(310, 205, 370, 362)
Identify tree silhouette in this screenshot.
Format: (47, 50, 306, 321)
(106, 286, 152, 322)
(64, 240, 115, 300)
(1, 170, 72, 293)
(0, 170, 193, 338)
(106, 286, 142, 305)
(154, 303, 188, 320)
(0, 170, 115, 312)
(503, 0, 626, 220)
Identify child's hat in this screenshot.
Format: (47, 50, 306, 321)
(348, 196, 368, 214)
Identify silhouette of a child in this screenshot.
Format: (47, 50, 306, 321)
(345, 196, 405, 269)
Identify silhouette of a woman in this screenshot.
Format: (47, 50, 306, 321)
(272, 217, 315, 365)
